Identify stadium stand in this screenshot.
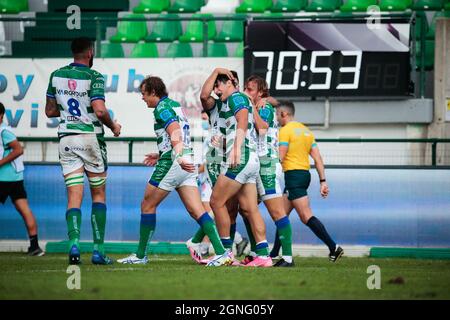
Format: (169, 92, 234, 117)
(145, 13, 182, 42)
(164, 41, 193, 57)
(235, 0, 273, 13)
(214, 15, 244, 42)
(206, 41, 228, 57)
(178, 13, 216, 42)
(101, 42, 125, 58)
(379, 0, 412, 11)
(168, 0, 205, 13)
(109, 13, 148, 43)
(305, 0, 342, 12)
(234, 41, 244, 57)
(200, 0, 240, 14)
(340, 0, 378, 12)
(132, 0, 170, 13)
(271, 0, 308, 12)
(412, 0, 443, 10)
(130, 41, 159, 58)
(0, 0, 28, 14)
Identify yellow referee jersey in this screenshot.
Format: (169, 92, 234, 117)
(278, 121, 317, 171)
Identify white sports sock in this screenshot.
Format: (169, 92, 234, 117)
(282, 256, 293, 263)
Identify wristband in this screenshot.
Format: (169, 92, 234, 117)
(320, 179, 326, 183)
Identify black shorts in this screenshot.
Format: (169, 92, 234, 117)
(0, 180, 27, 204)
(284, 170, 311, 201)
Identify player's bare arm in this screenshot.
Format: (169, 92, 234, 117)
(91, 99, 121, 137)
(201, 68, 235, 111)
(0, 139, 23, 167)
(310, 146, 329, 198)
(45, 96, 60, 118)
(166, 121, 195, 173)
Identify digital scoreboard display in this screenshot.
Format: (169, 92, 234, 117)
(244, 21, 412, 97)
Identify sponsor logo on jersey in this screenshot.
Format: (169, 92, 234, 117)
(67, 116, 80, 122)
(56, 89, 88, 98)
(92, 82, 104, 89)
(68, 79, 77, 91)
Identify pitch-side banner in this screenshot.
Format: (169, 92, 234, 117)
(0, 58, 243, 137)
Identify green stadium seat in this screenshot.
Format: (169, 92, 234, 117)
(413, 0, 443, 10)
(426, 10, 450, 39)
(179, 14, 216, 42)
(415, 10, 429, 40)
(271, 0, 308, 12)
(236, 0, 273, 13)
(207, 42, 228, 57)
(101, 42, 125, 58)
(445, 1, 450, 10)
(305, 0, 342, 12)
(340, 0, 378, 12)
(0, 0, 28, 14)
(133, 0, 170, 13)
(145, 14, 182, 42)
(234, 42, 244, 57)
(214, 16, 244, 42)
(164, 42, 193, 57)
(379, 0, 412, 11)
(110, 14, 148, 43)
(416, 39, 434, 70)
(168, 0, 204, 13)
(130, 42, 159, 58)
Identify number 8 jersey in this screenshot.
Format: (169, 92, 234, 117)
(46, 63, 106, 138)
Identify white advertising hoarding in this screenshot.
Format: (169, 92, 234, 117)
(0, 58, 243, 137)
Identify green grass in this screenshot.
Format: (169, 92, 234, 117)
(1, 253, 450, 300)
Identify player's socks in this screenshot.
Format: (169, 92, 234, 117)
(306, 216, 336, 253)
(66, 208, 81, 249)
(29, 234, 39, 250)
(136, 213, 156, 259)
(91, 202, 107, 255)
(220, 237, 233, 250)
(270, 230, 281, 257)
(192, 228, 205, 244)
(275, 216, 293, 257)
(230, 223, 237, 243)
(243, 218, 256, 252)
(255, 241, 269, 257)
(196, 212, 225, 255)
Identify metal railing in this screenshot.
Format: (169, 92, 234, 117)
(17, 137, 450, 167)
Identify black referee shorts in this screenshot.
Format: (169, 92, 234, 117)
(0, 180, 27, 204)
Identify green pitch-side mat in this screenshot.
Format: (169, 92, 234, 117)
(370, 247, 450, 260)
(45, 241, 189, 254)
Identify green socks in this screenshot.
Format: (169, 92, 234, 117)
(66, 208, 82, 249)
(136, 213, 156, 259)
(197, 213, 226, 255)
(275, 216, 293, 257)
(91, 202, 107, 255)
(243, 217, 257, 253)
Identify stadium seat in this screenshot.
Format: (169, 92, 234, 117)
(206, 42, 228, 57)
(145, 14, 182, 42)
(271, 0, 308, 12)
(234, 41, 244, 57)
(214, 16, 244, 42)
(101, 42, 125, 58)
(305, 0, 342, 12)
(0, 0, 28, 13)
(236, 0, 273, 13)
(201, 0, 240, 14)
(164, 42, 193, 57)
(426, 10, 450, 39)
(168, 0, 205, 13)
(413, 0, 443, 10)
(416, 39, 434, 70)
(445, 1, 450, 10)
(130, 42, 159, 58)
(415, 10, 429, 39)
(110, 14, 148, 43)
(340, 0, 378, 12)
(178, 14, 216, 42)
(133, 0, 170, 13)
(379, 0, 412, 11)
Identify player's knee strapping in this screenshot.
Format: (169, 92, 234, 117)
(65, 173, 84, 187)
(88, 176, 107, 188)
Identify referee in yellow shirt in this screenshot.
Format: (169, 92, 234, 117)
(273, 100, 343, 262)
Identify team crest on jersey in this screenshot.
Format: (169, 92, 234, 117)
(68, 79, 77, 91)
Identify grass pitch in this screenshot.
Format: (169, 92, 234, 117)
(1, 253, 449, 300)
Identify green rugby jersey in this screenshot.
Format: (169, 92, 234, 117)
(257, 102, 279, 162)
(47, 63, 106, 138)
(219, 91, 258, 160)
(153, 96, 193, 160)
